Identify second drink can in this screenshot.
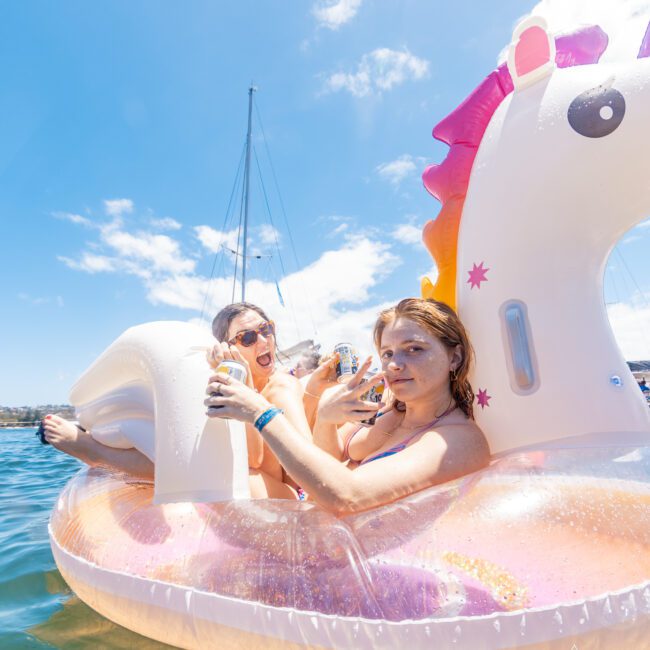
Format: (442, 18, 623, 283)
(334, 342, 358, 382)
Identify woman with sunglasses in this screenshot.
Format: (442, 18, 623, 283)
(205, 298, 490, 514)
(208, 302, 338, 499)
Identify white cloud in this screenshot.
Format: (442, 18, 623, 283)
(317, 215, 354, 238)
(17, 292, 65, 307)
(99, 223, 195, 275)
(312, 0, 362, 30)
(240, 235, 400, 355)
(150, 216, 182, 231)
(501, 0, 649, 63)
(635, 218, 650, 229)
(376, 154, 417, 186)
(194, 225, 240, 254)
(324, 48, 429, 98)
(147, 274, 232, 312)
(257, 224, 281, 246)
(608, 298, 650, 360)
(142, 233, 401, 355)
(58, 202, 407, 353)
(53, 211, 92, 227)
(392, 222, 422, 245)
(104, 198, 134, 218)
(58, 252, 116, 274)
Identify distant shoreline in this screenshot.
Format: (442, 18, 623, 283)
(0, 425, 38, 429)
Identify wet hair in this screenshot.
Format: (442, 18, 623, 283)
(211, 302, 271, 342)
(373, 297, 475, 419)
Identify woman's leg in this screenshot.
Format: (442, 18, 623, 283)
(248, 468, 298, 500)
(42, 415, 154, 481)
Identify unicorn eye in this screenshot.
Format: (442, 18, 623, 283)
(567, 84, 625, 138)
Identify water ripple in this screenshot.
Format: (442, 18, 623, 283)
(0, 429, 173, 648)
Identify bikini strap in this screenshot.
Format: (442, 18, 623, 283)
(343, 424, 364, 461)
(361, 404, 457, 464)
(399, 403, 457, 445)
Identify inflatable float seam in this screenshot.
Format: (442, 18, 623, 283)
(49, 524, 650, 648)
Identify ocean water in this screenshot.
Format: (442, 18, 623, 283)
(0, 429, 173, 649)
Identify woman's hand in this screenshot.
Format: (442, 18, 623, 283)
(316, 357, 385, 425)
(207, 341, 255, 389)
(303, 352, 339, 399)
(205, 372, 270, 424)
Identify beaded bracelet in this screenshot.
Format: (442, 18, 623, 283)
(254, 407, 283, 432)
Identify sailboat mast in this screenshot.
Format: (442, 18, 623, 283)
(241, 85, 255, 302)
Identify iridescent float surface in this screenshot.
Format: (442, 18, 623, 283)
(50, 445, 650, 622)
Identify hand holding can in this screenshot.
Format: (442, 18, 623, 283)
(208, 360, 248, 419)
(360, 372, 385, 426)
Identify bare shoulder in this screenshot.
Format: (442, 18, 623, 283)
(427, 419, 491, 473)
(262, 370, 302, 399)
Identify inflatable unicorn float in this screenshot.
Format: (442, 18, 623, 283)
(50, 17, 650, 650)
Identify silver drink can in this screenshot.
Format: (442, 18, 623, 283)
(335, 342, 358, 382)
(211, 360, 248, 418)
(360, 372, 385, 426)
(216, 360, 248, 384)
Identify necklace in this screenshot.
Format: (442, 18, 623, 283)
(382, 399, 456, 436)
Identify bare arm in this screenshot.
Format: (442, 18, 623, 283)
(205, 376, 490, 514)
(258, 414, 489, 514)
(312, 419, 357, 460)
(244, 423, 264, 468)
(262, 372, 312, 441)
(301, 353, 339, 429)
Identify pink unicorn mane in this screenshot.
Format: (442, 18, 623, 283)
(421, 26, 609, 309)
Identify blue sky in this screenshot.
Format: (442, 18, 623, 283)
(2, 0, 649, 406)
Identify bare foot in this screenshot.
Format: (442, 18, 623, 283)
(42, 414, 91, 459)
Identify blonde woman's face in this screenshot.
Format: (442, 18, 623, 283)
(378, 317, 458, 402)
(227, 310, 276, 380)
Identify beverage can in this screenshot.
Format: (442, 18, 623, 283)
(215, 360, 248, 384)
(211, 360, 248, 418)
(360, 372, 385, 427)
(334, 342, 358, 382)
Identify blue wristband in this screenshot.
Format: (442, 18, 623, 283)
(254, 407, 283, 432)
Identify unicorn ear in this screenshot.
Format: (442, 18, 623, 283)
(507, 16, 556, 91)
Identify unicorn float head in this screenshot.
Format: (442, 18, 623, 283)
(422, 17, 650, 454)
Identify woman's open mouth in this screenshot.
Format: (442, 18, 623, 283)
(256, 352, 273, 368)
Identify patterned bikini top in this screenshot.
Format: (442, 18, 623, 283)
(344, 405, 456, 466)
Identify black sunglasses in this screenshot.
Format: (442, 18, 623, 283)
(228, 321, 275, 347)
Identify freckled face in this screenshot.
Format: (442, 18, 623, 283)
(379, 317, 455, 402)
(227, 310, 276, 380)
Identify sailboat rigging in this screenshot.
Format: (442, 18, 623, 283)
(201, 86, 319, 361)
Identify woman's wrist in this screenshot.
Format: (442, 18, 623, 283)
(253, 406, 283, 432)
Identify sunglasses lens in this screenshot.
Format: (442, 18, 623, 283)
(240, 330, 258, 347)
(261, 322, 274, 337)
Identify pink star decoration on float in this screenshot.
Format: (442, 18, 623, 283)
(476, 388, 491, 409)
(467, 262, 489, 289)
